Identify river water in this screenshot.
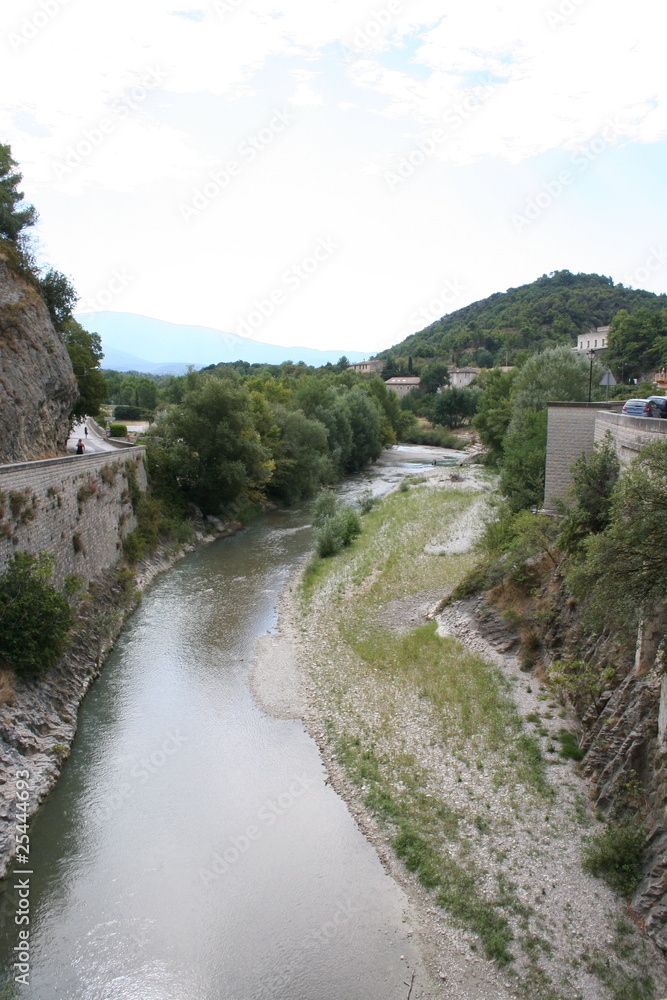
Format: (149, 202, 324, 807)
(0, 454, 456, 1000)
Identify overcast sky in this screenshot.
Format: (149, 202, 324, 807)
(2, 0, 666, 354)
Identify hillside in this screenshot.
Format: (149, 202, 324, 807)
(75, 311, 369, 370)
(382, 270, 667, 367)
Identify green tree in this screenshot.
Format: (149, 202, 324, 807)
(568, 440, 667, 635)
(606, 307, 667, 381)
(148, 371, 273, 514)
(557, 432, 620, 552)
(499, 410, 548, 512)
(0, 552, 73, 677)
(0, 143, 37, 243)
(420, 362, 450, 394)
(62, 319, 108, 418)
(472, 368, 517, 460)
(433, 386, 479, 428)
(39, 269, 78, 330)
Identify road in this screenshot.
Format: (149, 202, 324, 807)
(66, 419, 117, 455)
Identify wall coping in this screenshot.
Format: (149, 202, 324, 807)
(597, 410, 667, 433)
(546, 401, 624, 409)
(0, 446, 146, 478)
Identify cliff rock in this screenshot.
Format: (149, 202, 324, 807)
(0, 252, 77, 463)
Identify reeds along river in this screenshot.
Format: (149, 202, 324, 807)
(0, 456, 441, 1000)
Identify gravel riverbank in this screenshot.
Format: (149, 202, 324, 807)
(253, 467, 667, 1000)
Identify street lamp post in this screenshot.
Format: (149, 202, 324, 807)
(588, 349, 595, 403)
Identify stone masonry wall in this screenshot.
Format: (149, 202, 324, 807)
(594, 410, 667, 464)
(543, 403, 621, 508)
(0, 448, 147, 588)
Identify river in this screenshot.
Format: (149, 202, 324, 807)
(0, 453, 453, 1000)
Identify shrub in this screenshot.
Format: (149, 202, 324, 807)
(0, 553, 74, 677)
(109, 424, 128, 438)
(315, 505, 361, 558)
(582, 820, 645, 897)
(358, 489, 378, 514)
(114, 405, 142, 420)
(312, 489, 338, 527)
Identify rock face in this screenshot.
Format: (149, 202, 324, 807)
(0, 253, 77, 463)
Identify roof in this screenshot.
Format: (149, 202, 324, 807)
(385, 376, 421, 384)
(450, 366, 481, 374)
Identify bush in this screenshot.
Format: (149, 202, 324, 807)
(0, 553, 74, 677)
(582, 820, 645, 897)
(358, 489, 378, 514)
(109, 423, 128, 438)
(400, 423, 465, 449)
(114, 405, 142, 420)
(314, 504, 361, 558)
(312, 489, 338, 527)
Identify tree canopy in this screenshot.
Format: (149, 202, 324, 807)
(0, 143, 37, 243)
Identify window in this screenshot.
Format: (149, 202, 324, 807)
(594, 340, 597, 347)
(587, 340, 590, 347)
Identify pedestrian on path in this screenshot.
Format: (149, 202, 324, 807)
(84, 426, 88, 438)
(75, 439, 85, 455)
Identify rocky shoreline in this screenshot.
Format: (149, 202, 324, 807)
(252, 470, 667, 1000)
(0, 516, 243, 881)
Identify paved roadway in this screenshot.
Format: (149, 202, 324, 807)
(66, 419, 117, 455)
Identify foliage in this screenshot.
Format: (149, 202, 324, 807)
(606, 307, 667, 381)
(122, 492, 194, 564)
(0, 552, 74, 677)
(109, 423, 128, 437)
(582, 821, 646, 897)
(400, 420, 465, 449)
(567, 440, 667, 634)
(114, 405, 143, 420)
(420, 361, 450, 394)
(0, 143, 37, 242)
(39, 269, 78, 330)
(312, 489, 338, 526)
(315, 502, 361, 558)
(499, 410, 548, 512)
(62, 318, 107, 418)
(358, 489, 378, 514)
(472, 368, 517, 460)
(557, 433, 620, 552)
(433, 386, 480, 428)
(378, 270, 667, 368)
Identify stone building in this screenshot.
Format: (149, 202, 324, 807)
(447, 366, 481, 389)
(348, 358, 384, 374)
(575, 326, 610, 352)
(384, 376, 421, 396)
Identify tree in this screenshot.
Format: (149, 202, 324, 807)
(0, 143, 37, 243)
(567, 440, 667, 636)
(420, 362, 450, 395)
(472, 368, 517, 459)
(606, 307, 667, 381)
(39, 269, 78, 330)
(148, 371, 273, 514)
(0, 552, 73, 677)
(557, 432, 620, 552)
(433, 386, 479, 428)
(499, 410, 548, 512)
(62, 319, 108, 418)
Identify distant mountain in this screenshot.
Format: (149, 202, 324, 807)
(76, 311, 369, 371)
(381, 270, 667, 367)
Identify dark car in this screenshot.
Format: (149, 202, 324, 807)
(647, 395, 667, 417)
(622, 398, 662, 418)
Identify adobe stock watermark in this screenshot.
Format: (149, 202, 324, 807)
(623, 246, 667, 288)
(213, 0, 246, 15)
(6, 0, 72, 53)
(180, 109, 294, 223)
(385, 84, 494, 191)
(236, 236, 339, 338)
(51, 66, 167, 181)
(512, 118, 624, 232)
(546, 0, 589, 29)
(348, 0, 403, 50)
(199, 772, 316, 887)
(408, 277, 467, 329)
(78, 267, 134, 313)
(88, 729, 188, 826)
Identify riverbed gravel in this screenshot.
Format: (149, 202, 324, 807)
(253, 465, 667, 1000)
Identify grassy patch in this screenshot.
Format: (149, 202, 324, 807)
(334, 731, 519, 965)
(582, 820, 646, 897)
(558, 729, 585, 761)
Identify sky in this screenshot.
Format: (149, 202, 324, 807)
(1, 0, 666, 355)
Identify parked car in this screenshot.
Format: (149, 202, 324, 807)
(647, 395, 667, 418)
(621, 398, 662, 417)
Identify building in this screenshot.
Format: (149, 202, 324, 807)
(348, 358, 384, 374)
(384, 376, 421, 396)
(447, 366, 481, 389)
(576, 326, 610, 352)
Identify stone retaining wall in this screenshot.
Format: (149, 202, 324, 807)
(0, 448, 147, 587)
(594, 409, 667, 462)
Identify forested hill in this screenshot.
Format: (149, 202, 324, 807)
(383, 270, 667, 368)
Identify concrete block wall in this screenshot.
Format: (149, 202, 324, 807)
(0, 448, 147, 588)
(544, 403, 621, 508)
(594, 410, 667, 464)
